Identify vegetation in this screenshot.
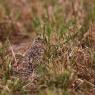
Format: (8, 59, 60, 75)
(0, 0, 95, 95)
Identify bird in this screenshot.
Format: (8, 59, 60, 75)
(12, 36, 46, 80)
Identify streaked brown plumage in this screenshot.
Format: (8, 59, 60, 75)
(13, 36, 45, 80)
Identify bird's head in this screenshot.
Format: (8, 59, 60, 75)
(32, 36, 46, 50)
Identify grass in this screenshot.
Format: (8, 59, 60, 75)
(0, 0, 95, 95)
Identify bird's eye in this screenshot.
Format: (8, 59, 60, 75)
(37, 37, 41, 41)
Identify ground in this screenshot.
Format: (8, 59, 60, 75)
(0, 0, 95, 95)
